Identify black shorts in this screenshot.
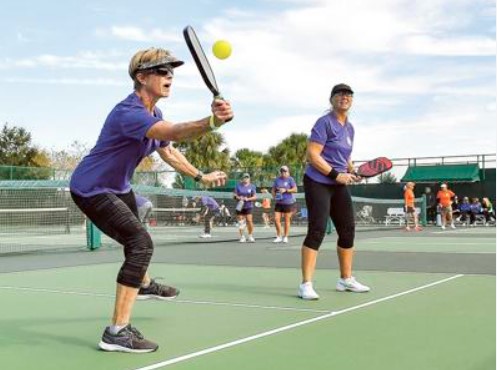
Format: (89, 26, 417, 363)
(262, 208, 271, 214)
(406, 206, 415, 214)
(236, 208, 252, 216)
(274, 204, 295, 213)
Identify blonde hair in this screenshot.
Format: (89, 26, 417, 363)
(128, 47, 173, 90)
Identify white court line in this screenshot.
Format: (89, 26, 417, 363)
(360, 241, 494, 245)
(135, 274, 464, 370)
(0, 286, 328, 314)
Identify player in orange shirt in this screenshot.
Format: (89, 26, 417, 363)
(436, 183, 456, 230)
(404, 182, 421, 231)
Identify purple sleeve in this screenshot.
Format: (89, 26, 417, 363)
(309, 117, 328, 145)
(120, 106, 162, 141)
(289, 177, 296, 188)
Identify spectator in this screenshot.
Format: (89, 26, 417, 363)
(458, 197, 471, 226)
(233, 173, 257, 243)
(481, 197, 495, 226)
(436, 183, 456, 230)
(404, 182, 421, 231)
(469, 197, 482, 227)
(260, 188, 272, 228)
(452, 196, 461, 221)
(271, 165, 298, 243)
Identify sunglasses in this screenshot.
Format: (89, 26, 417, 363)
(151, 67, 174, 77)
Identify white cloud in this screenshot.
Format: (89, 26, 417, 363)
(97, 26, 182, 43)
(0, 51, 127, 71)
(402, 35, 496, 56)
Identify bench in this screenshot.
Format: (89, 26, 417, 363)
(384, 207, 420, 226)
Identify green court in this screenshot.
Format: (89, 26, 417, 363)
(0, 227, 495, 370)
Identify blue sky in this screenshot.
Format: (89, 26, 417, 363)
(1, 0, 495, 162)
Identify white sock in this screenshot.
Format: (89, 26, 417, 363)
(109, 324, 127, 335)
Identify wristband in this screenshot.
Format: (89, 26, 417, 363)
(327, 168, 339, 180)
(209, 116, 219, 131)
(194, 171, 204, 182)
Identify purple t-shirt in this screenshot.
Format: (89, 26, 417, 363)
(70, 93, 169, 196)
(305, 112, 354, 185)
(272, 176, 296, 205)
(234, 183, 257, 210)
(201, 196, 220, 211)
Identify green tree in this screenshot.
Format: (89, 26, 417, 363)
(175, 131, 231, 171)
(49, 141, 90, 170)
(264, 133, 308, 168)
(231, 148, 264, 168)
(378, 171, 397, 183)
(262, 133, 308, 185)
(0, 123, 40, 166)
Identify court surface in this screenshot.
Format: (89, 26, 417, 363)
(0, 226, 495, 370)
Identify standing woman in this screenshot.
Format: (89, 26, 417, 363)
(404, 182, 421, 231)
(233, 173, 257, 242)
(70, 47, 233, 352)
(272, 165, 298, 243)
(298, 83, 370, 300)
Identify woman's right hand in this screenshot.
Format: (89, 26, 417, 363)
(211, 99, 233, 126)
(336, 172, 360, 185)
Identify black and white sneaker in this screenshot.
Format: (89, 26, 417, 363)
(98, 325, 158, 353)
(137, 279, 180, 300)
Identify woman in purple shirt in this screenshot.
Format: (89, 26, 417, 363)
(70, 48, 233, 353)
(271, 165, 297, 243)
(298, 83, 370, 300)
(233, 173, 257, 242)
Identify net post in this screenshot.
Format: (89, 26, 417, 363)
(86, 219, 102, 250)
(421, 194, 427, 227)
(65, 207, 71, 234)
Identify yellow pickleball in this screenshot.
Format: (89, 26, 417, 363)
(212, 40, 232, 60)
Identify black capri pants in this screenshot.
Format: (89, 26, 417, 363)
(303, 175, 355, 250)
(71, 190, 153, 289)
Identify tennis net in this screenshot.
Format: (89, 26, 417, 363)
(0, 185, 426, 253)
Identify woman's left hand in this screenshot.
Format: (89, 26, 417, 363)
(201, 171, 227, 187)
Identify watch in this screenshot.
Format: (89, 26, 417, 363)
(194, 171, 204, 182)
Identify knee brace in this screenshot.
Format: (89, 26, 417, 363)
(303, 229, 326, 250)
(337, 224, 355, 248)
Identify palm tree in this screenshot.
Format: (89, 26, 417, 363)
(378, 171, 397, 183)
(176, 131, 231, 171)
(263, 133, 308, 185)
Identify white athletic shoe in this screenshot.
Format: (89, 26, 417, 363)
(298, 282, 319, 300)
(199, 233, 212, 238)
(441, 225, 446, 230)
(282, 236, 289, 243)
(239, 235, 246, 243)
(450, 224, 456, 229)
(273, 236, 283, 243)
(247, 235, 255, 243)
(336, 277, 370, 293)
